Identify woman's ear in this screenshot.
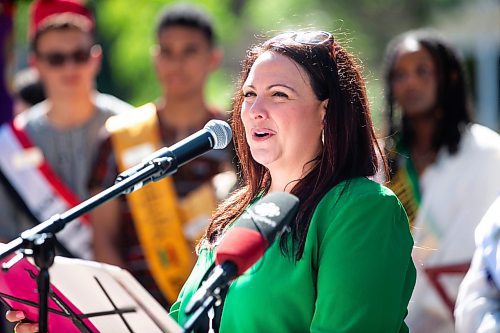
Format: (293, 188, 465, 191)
(320, 99, 328, 127)
(90, 44, 102, 74)
(208, 48, 223, 72)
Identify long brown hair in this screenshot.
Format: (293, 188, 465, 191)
(202, 31, 385, 260)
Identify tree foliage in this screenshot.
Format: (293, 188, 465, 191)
(14, 0, 468, 117)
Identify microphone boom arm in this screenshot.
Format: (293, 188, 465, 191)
(0, 119, 232, 333)
(0, 155, 176, 333)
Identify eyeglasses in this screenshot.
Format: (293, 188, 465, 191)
(37, 45, 96, 67)
(268, 31, 336, 58)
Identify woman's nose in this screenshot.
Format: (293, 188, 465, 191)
(249, 97, 267, 119)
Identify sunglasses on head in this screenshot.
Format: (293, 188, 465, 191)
(269, 31, 336, 58)
(37, 45, 96, 67)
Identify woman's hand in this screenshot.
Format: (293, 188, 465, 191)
(6, 311, 38, 333)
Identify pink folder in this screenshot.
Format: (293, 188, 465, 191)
(0, 253, 181, 333)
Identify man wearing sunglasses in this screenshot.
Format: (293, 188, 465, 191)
(0, 0, 131, 260)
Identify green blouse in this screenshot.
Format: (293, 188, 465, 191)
(170, 177, 416, 332)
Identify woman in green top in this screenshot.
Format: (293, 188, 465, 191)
(170, 31, 416, 332)
(8, 30, 415, 333)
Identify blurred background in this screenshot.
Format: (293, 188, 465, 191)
(4, 0, 500, 131)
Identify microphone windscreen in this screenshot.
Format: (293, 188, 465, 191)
(204, 120, 232, 149)
(215, 228, 267, 276)
(215, 192, 299, 276)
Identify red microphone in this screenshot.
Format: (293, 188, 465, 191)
(215, 192, 299, 275)
(184, 192, 299, 316)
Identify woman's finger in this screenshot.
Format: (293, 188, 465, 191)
(14, 322, 39, 333)
(6, 310, 25, 322)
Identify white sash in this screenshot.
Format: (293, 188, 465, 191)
(0, 122, 92, 259)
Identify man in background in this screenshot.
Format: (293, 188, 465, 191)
(89, 3, 235, 308)
(0, 0, 131, 259)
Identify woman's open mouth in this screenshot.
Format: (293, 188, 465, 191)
(252, 128, 275, 140)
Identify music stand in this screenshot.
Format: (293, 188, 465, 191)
(0, 253, 181, 333)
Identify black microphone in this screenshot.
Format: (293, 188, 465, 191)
(184, 192, 299, 316)
(115, 119, 232, 193)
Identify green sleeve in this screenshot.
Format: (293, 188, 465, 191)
(169, 284, 187, 323)
(169, 301, 180, 323)
(311, 191, 415, 332)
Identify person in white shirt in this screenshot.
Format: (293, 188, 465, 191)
(383, 28, 500, 333)
(455, 197, 500, 333)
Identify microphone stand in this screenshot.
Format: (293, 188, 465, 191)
(0, 156, 176, 333)
(182, 262, 236, 333)
(182, 293, 219, 333)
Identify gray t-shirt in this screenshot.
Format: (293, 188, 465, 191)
(0, 93, 132, 240)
